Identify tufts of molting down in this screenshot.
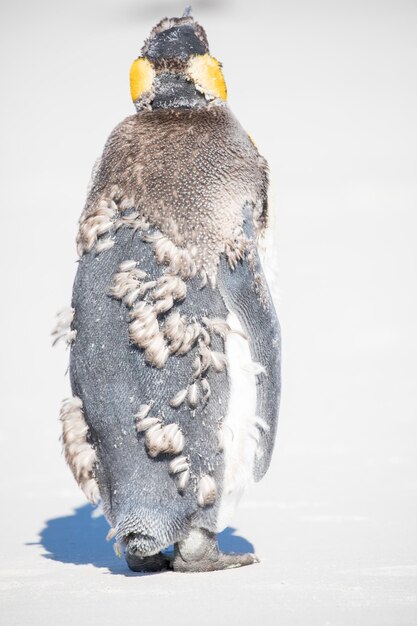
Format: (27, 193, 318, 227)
(134, 409, 185, 458)
(109, 250, 232, 388)
(134, 406, 190, 494)
(76, 200, 151, 257)
(145, 422, 185, 458)
(166, 314, 238, 411)
(143, 232, 197, 280)
(59, 397, 99, 504)
(108, 260, 169, 369)
(108, 249, 196, 368)
(225, 230, 248, 270)
(164, 313, 202, 358)
(108, 255, 232, 416)
(76, 199, 117, 256)
(169, 455, 191, 492)
(197, 474, 217, 507)
(133, 396, 218, 506)
(51, 307, 76, 347)
(129, 303, 169, 369)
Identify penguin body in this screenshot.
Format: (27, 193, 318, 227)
(58, 12, 281, 572)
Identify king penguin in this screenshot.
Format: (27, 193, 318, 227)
(55, 8, 281, 573)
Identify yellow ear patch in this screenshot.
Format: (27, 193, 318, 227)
(129, 57, 155, 102)
(187, 54, 227, 100)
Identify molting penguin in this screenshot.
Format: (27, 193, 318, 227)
(54, 8, 281, 573)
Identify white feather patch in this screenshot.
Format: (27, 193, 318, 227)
(216, 313, 259, 531)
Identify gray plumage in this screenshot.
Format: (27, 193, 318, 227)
(71, 225, 229, 554)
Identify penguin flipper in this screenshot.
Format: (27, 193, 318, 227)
(218, 204, 281, 482)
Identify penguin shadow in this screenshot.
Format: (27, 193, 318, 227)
(37, 504, 254, 575)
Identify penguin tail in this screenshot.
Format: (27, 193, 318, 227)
(116, 506, 191, 556)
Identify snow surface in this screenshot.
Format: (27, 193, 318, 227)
(1, 1, 416, 624)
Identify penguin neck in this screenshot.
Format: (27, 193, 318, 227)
(151, 72, 208, 110)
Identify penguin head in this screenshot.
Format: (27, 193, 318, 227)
(130, 8, 227, 111)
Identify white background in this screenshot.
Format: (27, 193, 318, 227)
(0, 0, 416, 624)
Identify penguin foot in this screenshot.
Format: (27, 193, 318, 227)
(172, 550, 259, 572)
(125, 551, 170, 573)
(171, 528, 259, 573)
